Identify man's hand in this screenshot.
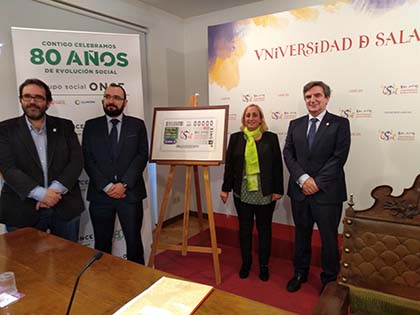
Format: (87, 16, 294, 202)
(36, 201, 50, 211)
(302, 177, 320, 195)
(107, 183, 127, 199)
(220, 191, 229, 204)
(42, 189, 62, 207)
(272, 193, 283, 201)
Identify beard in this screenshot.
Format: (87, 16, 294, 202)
(103, 102, 125, 117)
(22, 103, 47, 121)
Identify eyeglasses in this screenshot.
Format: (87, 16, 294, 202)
(21, 94, 46, 102)
(103, 94, 125, 101)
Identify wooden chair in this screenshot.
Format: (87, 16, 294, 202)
(313, 175, 420, 315)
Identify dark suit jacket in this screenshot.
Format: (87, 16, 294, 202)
(283, 111, 350, 204)
(222, 131, 284, 197)
(82, 115, 148, 203)
(0, 115, 84, 227)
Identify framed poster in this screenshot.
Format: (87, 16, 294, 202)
(150, 106, 229, 163)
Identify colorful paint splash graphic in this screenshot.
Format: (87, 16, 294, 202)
(208, 22, 245, 91)
(352, 0, 408, 11)
(208, 0, 410, 90)
(208, 16, 283, 90)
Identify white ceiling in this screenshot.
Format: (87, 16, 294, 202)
(138, 0, 264, 18)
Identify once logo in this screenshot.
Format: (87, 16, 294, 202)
(89, 82, 125, 92)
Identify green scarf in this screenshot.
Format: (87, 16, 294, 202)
(243, 126, 261, 191)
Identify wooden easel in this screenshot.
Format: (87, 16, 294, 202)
(148, 95, 222, 285)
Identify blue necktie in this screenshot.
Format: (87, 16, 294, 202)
(110, 119, 119, 161)
(307, 118, 318, 150)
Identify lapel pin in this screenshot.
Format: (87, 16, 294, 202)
(53, 128, 57, 132)
(326, 122, 330, 126)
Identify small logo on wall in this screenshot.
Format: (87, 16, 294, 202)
(242, 93, 265, 102)
(379, 130, 415, 141)
(383, 110, 412, 115)
(379, 130, 396, 141)
(74, 99, 96, 105)
(382, 83, 418, 96)
(51, 99, 65, 105)
(395, 131, 416, 141)
(348, 88, 364, 93)
(399, 84, 418, 95)
(229, 113, 237, 121)
(382, 84, 399, 96)
(339, 108, 373, 119)
(270, 111, 298, 120)
(340, 108, 354, 118)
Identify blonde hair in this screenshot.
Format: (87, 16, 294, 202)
(240, 103, 268, 132)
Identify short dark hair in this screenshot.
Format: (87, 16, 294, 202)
(19, 78, 52, 102)
(109, 83, 126, 100)
(303, 81, 331, 97)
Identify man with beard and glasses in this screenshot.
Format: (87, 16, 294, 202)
(82, 83, 148, 264)
(0, 78, 84, 241)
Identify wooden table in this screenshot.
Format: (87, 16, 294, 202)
(0, 228, 295, 315)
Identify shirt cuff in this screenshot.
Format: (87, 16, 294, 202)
(28, 186, 47, 202)
(49, 180, 68, 195)
(297, 174, 310, 188)
(103, 183, 113, 193)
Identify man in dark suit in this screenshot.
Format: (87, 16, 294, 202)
(82, 83, 148, 264)
(283, 81, 351, 292)
(0, 78, 84, 241)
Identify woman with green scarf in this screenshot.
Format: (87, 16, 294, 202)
(221, 104, 284, 281)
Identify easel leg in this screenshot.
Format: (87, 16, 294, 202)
(182, 166, 192, 256)
(203, 166, 221, 285)
(193, 165, 204, 231)
(148, 165, 175, 267)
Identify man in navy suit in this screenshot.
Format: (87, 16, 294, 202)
(0, 78, 84, 241)
(82, 83, 148, 264)
(283, 81, 351, 292)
